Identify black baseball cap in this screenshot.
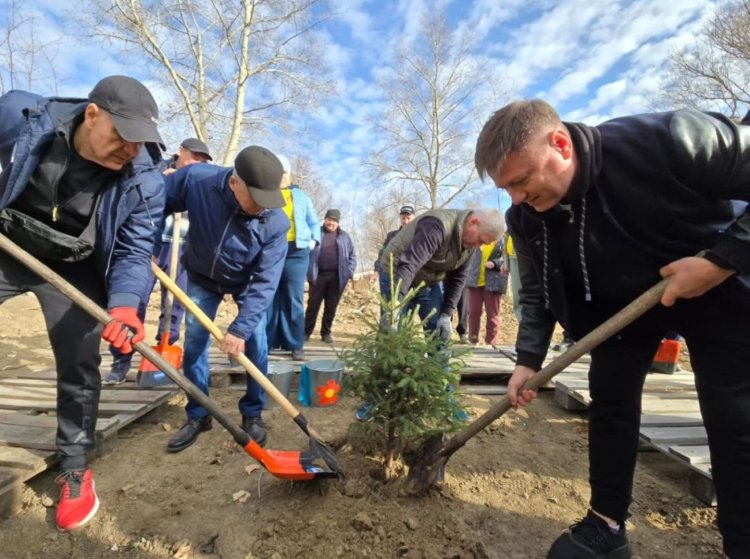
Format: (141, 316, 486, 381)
(234, 146, 285, 209)
(88, 75, 165, 150)
(325, 209, 341, 221)
(399, 205, 415, 215)
(180, 138, 212, 160)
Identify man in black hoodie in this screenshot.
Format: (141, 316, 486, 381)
(475, 99, 750, 559)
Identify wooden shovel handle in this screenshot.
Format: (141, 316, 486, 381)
(159, 212, 182, 344)
(151, 263, 302, 419)
(0, 233, 249, 445)
(441, 277, 670, 456)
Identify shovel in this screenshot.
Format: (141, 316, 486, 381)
(0, 233, 340, 481)
(150, 262, 341, 476)
(406, 277, 671, 494)
(137, 212, 184, 385)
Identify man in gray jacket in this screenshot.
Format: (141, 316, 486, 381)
(379, 208, 504, 338)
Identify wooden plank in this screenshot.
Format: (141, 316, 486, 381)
(689, 466, 716, 506)
(640, 400, 702, 414)
(0, 385, 171, 404)
(640, 426, 707, 445)
(0, 423, 56, 451)
(0, 446, 55, 470)
(0, 398, 148, 415)
(0, 410, 120, 432)
(640, 413, 704, 427)
(669, 445, 712, 465)
(554, 388, 588, 411)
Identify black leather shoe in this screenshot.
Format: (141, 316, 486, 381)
(321, 333, 333, 343)
(167, 416, 212, 453)
(241, 416, 267, 447)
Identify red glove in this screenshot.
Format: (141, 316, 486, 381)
(102, 307, 145, 354)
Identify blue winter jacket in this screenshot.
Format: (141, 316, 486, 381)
(162, 164, 289, 339)
(0, 90, 165, 309)
(286, 184, 321, 248)
(307, 227, 357, 294)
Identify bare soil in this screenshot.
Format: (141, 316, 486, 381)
(0, 280, 723, 558)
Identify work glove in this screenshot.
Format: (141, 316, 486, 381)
(435, 313, 453, 342)
(102, 307, 145, 354)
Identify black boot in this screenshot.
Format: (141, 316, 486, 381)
(167, 416, 213, 453)
(241, 416, 267, 447)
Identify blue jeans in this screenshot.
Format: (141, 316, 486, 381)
(266, 243, 309, 351)
(183, 280, 268, 420)
(382, 275, 443, 332)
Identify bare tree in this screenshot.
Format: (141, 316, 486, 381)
(289, 154, 332, 218)
(0, 1, 61, 95)
(366, 13, 494, 209)
(661, 0, 750, 116)
(82, 0, 334, 164)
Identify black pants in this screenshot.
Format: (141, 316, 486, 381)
(573, 277, 750, 559)
(0, 250, 105, 471)
(304, 271, 342, 337)
(456, 286, 468, 336)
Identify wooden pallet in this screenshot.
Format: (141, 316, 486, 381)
(553, 368, 715, 505)
(0, 368, 178, 520)
(206, 344, 531, 389)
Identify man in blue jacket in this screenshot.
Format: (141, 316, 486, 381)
(0, 76, 165, 531)
(304, 209, 356, 343)
(163, 146, 289, 453)
(475, 99, 750, 559)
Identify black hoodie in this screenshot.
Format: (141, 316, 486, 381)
(508, 109, 750, 370)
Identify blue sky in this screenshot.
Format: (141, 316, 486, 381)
(0, 0, 722, 224)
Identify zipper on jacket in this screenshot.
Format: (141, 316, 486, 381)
(210, 215, 235, 278)
(50, 135, 70, 222)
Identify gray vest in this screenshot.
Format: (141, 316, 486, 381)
(379, 209, 474, 287)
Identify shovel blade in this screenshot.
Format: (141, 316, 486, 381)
(242, 440, 340, 480)
(137, 343, 182, 386)
(138, 342, 183, 373)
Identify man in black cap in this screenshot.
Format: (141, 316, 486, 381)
(305, 208, 357, 343)
(0, 75, 165, 531)
(162, 137, 213, 174)
(161, 145, 289, 453)
(374, 205, 417, 305)
(105, 136, 213, 384)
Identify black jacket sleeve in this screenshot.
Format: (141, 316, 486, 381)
(395, 217, 445, 297)
(507, 210, 556, 371)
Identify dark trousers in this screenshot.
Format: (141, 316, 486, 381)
(0, 250, 105, 471)
(456, 286, 468, 336)
(304, 270, 342, 337)
(576, 277, 750, 558)
(266, 243, 310, 351)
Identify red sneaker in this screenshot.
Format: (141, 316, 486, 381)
(55, 468, 100, 531)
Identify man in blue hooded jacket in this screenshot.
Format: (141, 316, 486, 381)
(0, 76, 165, 531)
(162, 145, 289, 453)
